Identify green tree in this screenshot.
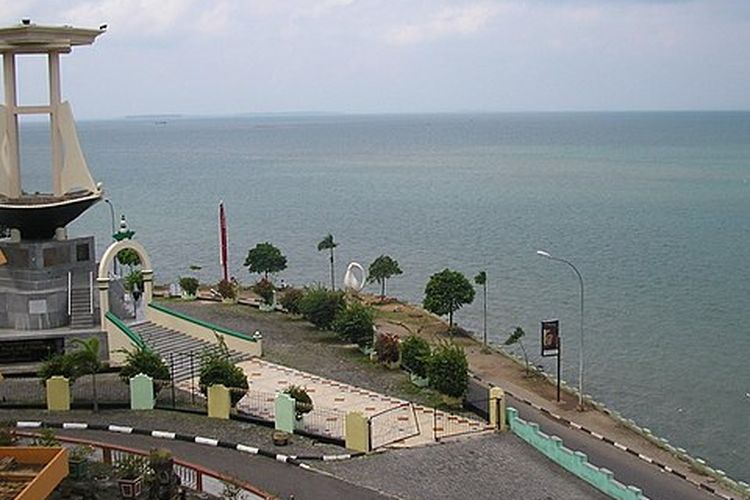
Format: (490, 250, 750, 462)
(427, 342, 468, 398)
(400, 336, 431, 378)
(116, 248, 140, 271)
(243, 242, 287, 279)
(298, 287, 346, 330)
(474, 271, 487, 345)
(423, 269, 475, 329)
(332, 302, 375, 347)
(367, 255, 403, 298)
(505, 327, 530, 374)
(317, 234, 337, 291)
(70, 337, 102, 412)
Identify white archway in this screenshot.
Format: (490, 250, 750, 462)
(97, 239, 153, 327)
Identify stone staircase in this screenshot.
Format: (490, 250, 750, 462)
(69, 286, 94, 328)
(130, 321, 250, 382)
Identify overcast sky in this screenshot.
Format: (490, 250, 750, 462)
(1, 0, 749, 119)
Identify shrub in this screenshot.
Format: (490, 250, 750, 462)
(298, 287, 345, 329)
(400, 336, 431, 378)
(279, 288, 304, 314)
(252, 278, 275, 305)
(428, 342, 468, 398)
(374, 333, 400, 364)
(332, 302, 374, 347)
(0, 421, 17, 446)
(284, 385, 313, 420)
(38, 352, 78, 383)
(179, 276, 199, 296)
(118, 346, 170, 387)
(199, 337, 248, 405)
(217, 279, 237, 300)
(124, 270, 143, 292)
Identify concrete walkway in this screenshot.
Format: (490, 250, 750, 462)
(198, 358, 491, 448)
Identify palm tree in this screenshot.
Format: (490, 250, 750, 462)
(474, 271, 487, 345)
(70, 337, 102, 412)
(317, 234, 337, 290)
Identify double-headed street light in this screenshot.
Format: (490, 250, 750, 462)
(537, 250, 585, 410)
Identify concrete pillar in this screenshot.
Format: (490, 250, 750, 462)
(97, 277, 109, 327)
(274, 393, 296, 434)
(130, 373, 154, 410)
(489, 386, 506, 431)
(142, 269, 153, 303)
(345, 411, 370, 453)
(46, 376, 70, 411)
(208, 384, 230, 419)
(54, 227, 67, 241)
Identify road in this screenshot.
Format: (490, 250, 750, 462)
(509, 395, 720, 500)
(55, 429, 390, 500)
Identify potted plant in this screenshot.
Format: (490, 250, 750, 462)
(284, 385, 313, 420)
(374, 333, 400, 369)
(68, 445, 94, 479)
(115, 454, 147, 498)
(148, 448, 180, 499)
(179, 276, 199, 300)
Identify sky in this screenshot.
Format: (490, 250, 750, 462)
(1, 0, 749, 119)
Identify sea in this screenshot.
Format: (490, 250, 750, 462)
(19, 112, 750, 481)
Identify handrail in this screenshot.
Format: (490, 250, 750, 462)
(15, 431, 273, 499)
(148, 302, 257, 343)
(105, 311, 146, 349)
(67, 271, 72, 316)
(89, 270, 94, 314)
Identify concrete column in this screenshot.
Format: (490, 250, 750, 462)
(275, 393, 296, 433)
(2, 52, 20, 198)
(97, 277, 109, 327)
(130, 373, 155, 410)
(208, 384, 230, 419)
(46, 376, 70, 411)
(142, 269, 154, 303)
(48, 51, 63, 196)
(489, 386, 506, 431)
(345, 411, 370, 453)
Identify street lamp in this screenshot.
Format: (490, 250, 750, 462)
(103, 199, 116, 237)
(537, 249, 585, 410)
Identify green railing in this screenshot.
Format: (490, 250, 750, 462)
(147, 302, 257, 343)
(105, 311, 146, 349)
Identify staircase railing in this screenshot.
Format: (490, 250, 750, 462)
(67, 271, 72, 316)
(105, 311, 146, 349)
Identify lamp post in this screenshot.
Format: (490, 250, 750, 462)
(103, 199, 116, 237)
(537, 249, 585, 410)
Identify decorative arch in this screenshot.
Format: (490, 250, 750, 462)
(96, 239, 154, 327)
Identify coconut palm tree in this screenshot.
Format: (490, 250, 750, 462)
(70, 337, 102, 412)
(474, 271, 487, 345)
(317, 234, 337, 290)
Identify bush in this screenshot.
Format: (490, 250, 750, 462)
(298, 287, 345, 329)
(38, 352, 78, 383)
(279, 288, 304, 314)
(118, 346, 170, 387)
(284, 385, 313, 420)
(179, 276, 199, 296)
(252, 278, 275, 305)
(124, 270, 143, 293)
(332, 302, 374, 347)
(217, 279, 237, 300)
(0, 421, 17, 446)
(374, 333, 400, 364)
(400, 336, 431, 378)
(428, 342, 468, 398)
(199, 338, 248, 405)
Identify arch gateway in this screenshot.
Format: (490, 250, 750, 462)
(97, 239, 154, 328)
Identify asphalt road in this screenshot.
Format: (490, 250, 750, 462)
(55, 429, 390, 500)
(509, 396, 719, 500)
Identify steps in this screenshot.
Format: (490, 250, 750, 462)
(130, 321, 250, 382)
(69, 287, 94, 328)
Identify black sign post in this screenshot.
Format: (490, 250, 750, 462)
(541, 319, 561, 402)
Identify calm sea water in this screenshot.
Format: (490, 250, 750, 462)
(20, 112, 750, 480)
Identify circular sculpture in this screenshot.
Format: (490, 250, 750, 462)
(343, 262, 367, 292)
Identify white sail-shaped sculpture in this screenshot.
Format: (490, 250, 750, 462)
(343, 262, 367, 292)
(58, 102, 100, 195)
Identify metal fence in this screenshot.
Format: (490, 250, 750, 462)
(297, 406, 347, 441)
(369, 403, 420, 449)
(0, 373, 130, 408)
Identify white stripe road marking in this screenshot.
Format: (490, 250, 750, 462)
(570, 422, 582, 430)
(591, 432, 604, 440)
(236, 444, 259, 455)
(299, 463, 313, 470)
(63, 423, 88, 429)
(108, 425, 133, 434)
(275, 455, 288, 463)
(194, 436, 218, 446)
(614, 442, 628, 451)
(323, 455, 351, 461)
(638, 454, 653, 463)
(16, 421, 42, 428)
(151, 431, 176, 439)
(664, 466, 673, 473)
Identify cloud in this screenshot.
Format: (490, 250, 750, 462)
(385, 3, 501, 45)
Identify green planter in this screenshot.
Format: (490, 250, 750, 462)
(68, 458, 87, 479)
(410, 372, 429, 388)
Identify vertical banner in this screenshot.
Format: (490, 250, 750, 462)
(219, 201, 229, 282)
(541, 319, 560, 357)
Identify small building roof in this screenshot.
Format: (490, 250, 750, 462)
(0, 22, 104, 53)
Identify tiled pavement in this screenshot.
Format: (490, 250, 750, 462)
(222, 358, 492, 448)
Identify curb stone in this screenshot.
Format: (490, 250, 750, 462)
(14, 421, 364, 468)
(469, 374, 740, 500)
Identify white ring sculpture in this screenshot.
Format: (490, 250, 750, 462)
(343, 262, 367, 292)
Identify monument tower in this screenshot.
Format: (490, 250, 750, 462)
(0, 21, 106, 363)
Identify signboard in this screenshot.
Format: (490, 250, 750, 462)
(541, 319, 560, 357)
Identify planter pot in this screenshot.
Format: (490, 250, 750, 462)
(117, 475, 143, 498)
(68, 458, 87, 479)
(410, 373, 429, 388)
(258, 302, 274, 312)
(180, 292, 196, 300)
(272, 430, 290, 446)
(385, 361, 400, 370)
(358, 345, 374, 356)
